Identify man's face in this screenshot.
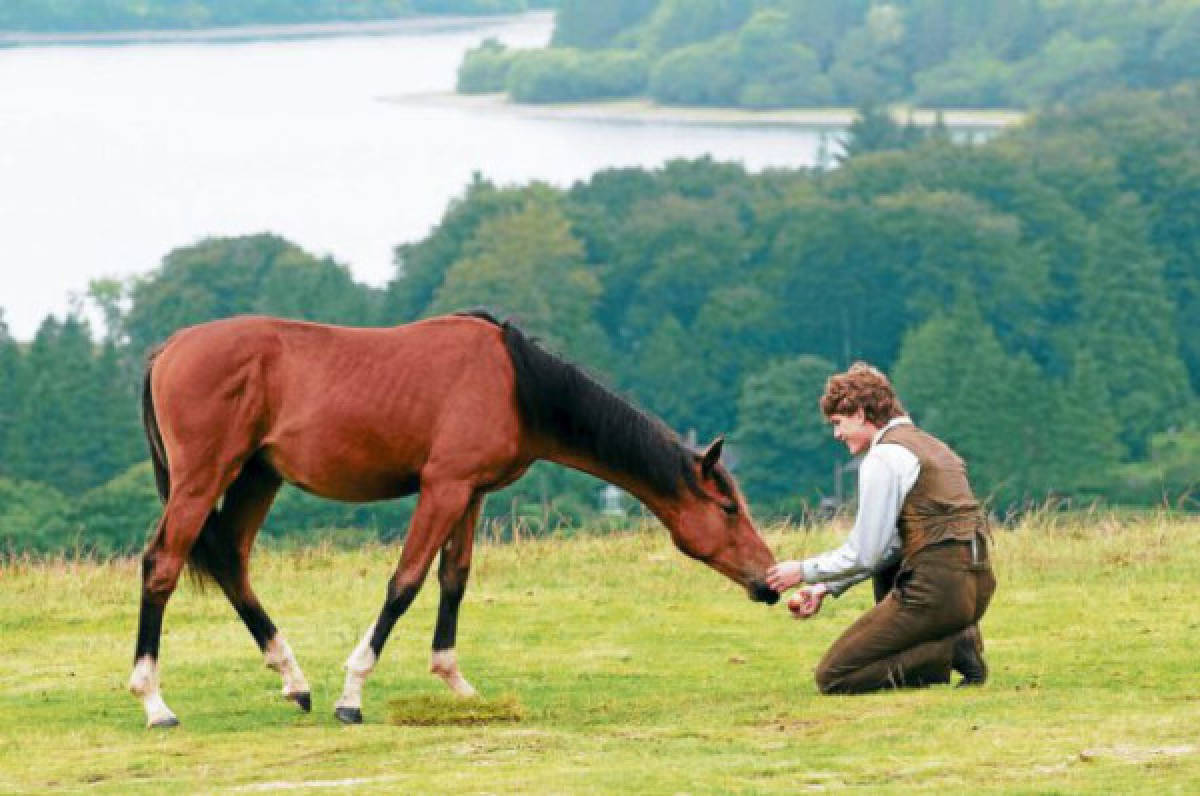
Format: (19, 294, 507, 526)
(828, 409, 878, 456)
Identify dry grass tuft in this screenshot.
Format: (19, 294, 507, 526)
(387, 693, 524, 726)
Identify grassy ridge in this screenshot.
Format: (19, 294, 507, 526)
(1, 516, 1198, 792)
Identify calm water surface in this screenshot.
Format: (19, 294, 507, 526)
(0, 13, 829, 339)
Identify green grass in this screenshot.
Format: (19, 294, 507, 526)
(1, 514, 1198, 793)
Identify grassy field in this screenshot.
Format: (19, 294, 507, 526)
(1, 514, 1198, 793)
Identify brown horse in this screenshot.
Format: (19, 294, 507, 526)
(129, 310, 778, 728)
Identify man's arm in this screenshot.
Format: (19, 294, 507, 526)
(767, 444, 916, 592)
(796, 447, 913, 584)
(819, 536, 902, 597)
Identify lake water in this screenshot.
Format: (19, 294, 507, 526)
(0, 12, 839, 339)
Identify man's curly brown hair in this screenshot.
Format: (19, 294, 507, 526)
(820, 362, 907, 426)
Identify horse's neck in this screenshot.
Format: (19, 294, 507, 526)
(540, 446, 681, 528)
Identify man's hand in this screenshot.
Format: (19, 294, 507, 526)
(787, 584, 829, 619)
(766, 561, 805, 592)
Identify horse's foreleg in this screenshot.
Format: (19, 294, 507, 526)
(334, 480, 474, 724)
(430, 495, 482, 696)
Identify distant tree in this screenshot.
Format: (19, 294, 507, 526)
(1074, 198, 1192, 457)
(428, 193, 606, 361)
(384, 177, 549, 323)
(86, 278, 128, 345)
(1047, 348, 1124, 495)
(67, 461, 161, 554)
(912, 47, 1015, 108)
(828, 8, 908, 104)
(733, 355, 839, 513)
(871, 188, 1047, 354)
(757, 194, 901, 368)
(459, 0, 1200, 110)
(1115, 426, 1200, 508)
(892, 297, 1047, 507)
(838, 104, 923, 160)
(647, 36, 741, 105)
(82, 339, 144, 489)
(506, 48, 649, 102)
(606, 193, 746, 340)
(6, 316, 106, 494)
(733, 10, 834, 108)
(457, 38, 516, 94)
(551, 0, 659, 49)
(637, 0, 754, 54)
(629, 313, 722, 435)
(773, 0, 872, 70)
(0, 478, 69, 553)
(0, 312, 24, 479)
(688, 284, 790, 435)
(564, 166, 664, 265)
(126, 234, 293, 354)
(255, 250, 375, 325)
(1153, 6, 1200, 84)
(126, 234, 378, 355)
(901, 0, 956, 72)
(1151, 146, 1200, 393)
(1013, 33, 1121, 106)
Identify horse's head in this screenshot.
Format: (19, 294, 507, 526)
(666, 437, 779, 605)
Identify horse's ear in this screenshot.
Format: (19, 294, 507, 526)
(701, 435, 724, 478)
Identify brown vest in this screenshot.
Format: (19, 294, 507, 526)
(878, 423, 984, 560)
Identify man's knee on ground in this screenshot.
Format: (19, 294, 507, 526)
(814, 660, 849, 695)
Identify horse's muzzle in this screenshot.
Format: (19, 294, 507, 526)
(749, 581, 780, 605)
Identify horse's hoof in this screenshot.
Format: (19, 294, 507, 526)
(334, 706, 362, 725)
(288, 691, 312, 713)
(148, 715, 180, 729)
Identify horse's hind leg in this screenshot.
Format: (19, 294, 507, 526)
(430, 495, 483, 696)
(207, 459, 312, 712)
(334, 479, 475, 724)
(129, 475, 231, 728)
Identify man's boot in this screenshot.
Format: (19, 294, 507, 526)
(952, 624, 987, 687)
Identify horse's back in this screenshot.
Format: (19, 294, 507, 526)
(150, 315, 519, 500)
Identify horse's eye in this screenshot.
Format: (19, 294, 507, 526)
(721, 501, 738, 516)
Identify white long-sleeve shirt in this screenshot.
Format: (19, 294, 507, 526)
(801, 416, 920, 597)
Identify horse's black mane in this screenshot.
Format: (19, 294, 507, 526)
(456, 309, 698, 497)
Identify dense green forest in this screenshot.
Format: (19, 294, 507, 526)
(0, 0, 557, 33)
(458, 0, 1200, 108)
(4, 83, 1200, 554)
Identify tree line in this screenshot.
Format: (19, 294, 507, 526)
(0, 0, 557, 33)
(4, 83, 1200, 554)
(458, 0, 1200, 109)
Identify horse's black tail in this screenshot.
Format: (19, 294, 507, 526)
(141, 351, 233, 586)
(141, 354, 170, 506)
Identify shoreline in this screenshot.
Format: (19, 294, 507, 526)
(0, 11, 552, 47)
(382, 92, 1026, 130)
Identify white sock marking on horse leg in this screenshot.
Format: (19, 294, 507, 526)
(264, 635, 310, 699)
(335, 624, 377, 711)
(431, 648, 477, 697)
(128, 655, 178, 727)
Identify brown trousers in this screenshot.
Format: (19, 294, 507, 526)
(815, 537, 996, 694)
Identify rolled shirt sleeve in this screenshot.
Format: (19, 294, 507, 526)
(821, 536, 902, 598)
(800, 443, 919, 592)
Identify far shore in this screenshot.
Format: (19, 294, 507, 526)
(0, 11, 552, 47)
(383, 92, 1026, 130)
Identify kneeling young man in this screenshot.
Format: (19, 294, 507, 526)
(768, 362, 996, 693)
